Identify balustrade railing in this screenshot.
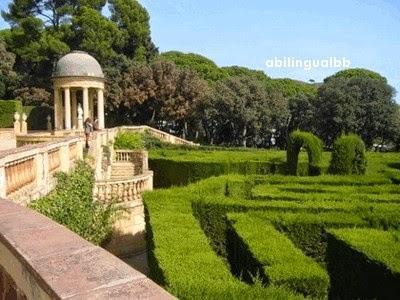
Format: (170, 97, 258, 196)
(69, 142, 78, 162)
(5, 156, 36, 195)
(0, 136, 83, 202)
(120, 125, 199, 146)
(93, 171, 153, 204)
(48, 149, 61, 173)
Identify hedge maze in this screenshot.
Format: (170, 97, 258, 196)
(144, 150, 400, 299)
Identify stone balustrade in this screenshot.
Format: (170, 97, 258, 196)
(0, 136, 84, 204)
(0, 199, 172, 300)
(93, 171, 153, 204)
(114, 150, 149, 175)
(120, 125, 200, 146)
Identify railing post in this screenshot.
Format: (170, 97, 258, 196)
(35, 151, 44, 190)
(0, 163, 6, 198)
(60, 143, 70, 172)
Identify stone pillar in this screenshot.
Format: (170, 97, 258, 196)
(89, 90, 94, 120)
(78, 103, 83, 130)
(83, 87, 89, 121)
(54, 88, 59, 130)
(58, 89, 64, 130)
(0, 164, 6, 198)
(60, 143, 70, 172)
(64, 87, 71, 130)
(97, 89, 105, 129)
(71, 90, 77, 129)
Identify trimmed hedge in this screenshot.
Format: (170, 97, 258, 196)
(329, 134, 367, 175)
(0, 99, 22, 127)
(0, 100, 53, 130)
(143, 151, 400, 299)
(144, 182, 300, 299)
(149, 158, 286, 188)
(287, 131, 323, 176)
(327, 228, 400, 299)
(228, 213, 329, 299)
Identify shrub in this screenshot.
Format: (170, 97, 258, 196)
(114, 131, 145, 150)
(24, 105, 53, 130)
(287, 131, 323, 175)
(329, 134, 367, 175)
(0, 99, 22, 127)
(327, 228, 400, 299)
(29, 161, 117, 245)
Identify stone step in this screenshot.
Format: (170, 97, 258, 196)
(110, 162, 136, 180)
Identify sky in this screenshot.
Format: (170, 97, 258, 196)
(1, 0, 399, 100)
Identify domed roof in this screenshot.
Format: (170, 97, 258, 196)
(52, 50, 104, 79)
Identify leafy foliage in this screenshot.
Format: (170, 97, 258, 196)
(29, 161, 117, 245)
(287, 131, 323, 175)
(161, 51, 228, 83)
(329, 134, 367, 175)
(0, 99, 22, 127)
(114, 131, 145, 150)
(324, 68, 387, 83)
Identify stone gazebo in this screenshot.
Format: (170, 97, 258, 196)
(52, 51, 105, 131)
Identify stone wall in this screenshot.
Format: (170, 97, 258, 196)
(0, 199, 172, 299)
(0, 265, 26, 300)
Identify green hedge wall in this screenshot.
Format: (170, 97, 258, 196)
(327, 229, 400, 299)
(0, 100, 22, 128)
(149, 158, 287, 188)
(287, 130, 323, 176)
(0, 100, 53, 130)
(228, 213, 330, 299)
(329, 134, 367, 175)
(144, 179, 299, 299)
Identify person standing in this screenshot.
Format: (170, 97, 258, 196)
(84, 118, 93, 148)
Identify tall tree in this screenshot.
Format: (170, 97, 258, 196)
(0, 40, 18, 98)
(71, 6, 122, 65)
(315, 75, 398, 147)
(109, 0, 157, 62)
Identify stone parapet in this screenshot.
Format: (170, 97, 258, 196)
(0, 199, 172, 299)
(0, 136, 84, 204)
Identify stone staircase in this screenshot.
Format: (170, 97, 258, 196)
(110, 162, 137, 180)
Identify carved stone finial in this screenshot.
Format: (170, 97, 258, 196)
(14, 112, 20, 122)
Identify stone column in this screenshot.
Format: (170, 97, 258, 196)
(71, 90, 77, 129)
(97, 88, 105, 129)
(64, 87, 71, 130)
(54, 88, 59, 130)
(58, 89, 64, 130)
(89, 90, 94, 119)
(83, 87, 89, 121)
